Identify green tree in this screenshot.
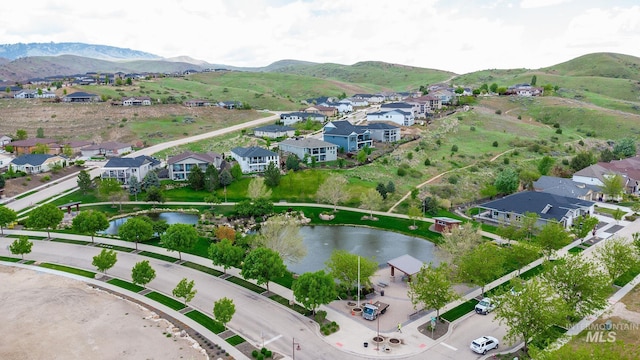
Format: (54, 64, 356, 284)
(77, 169, 92, 194)
(254, 213, 306, 263)
(570, 151, 595, 171)
(219, 169, 233, 188)
(538, 156, 555, 175)
(356, 149, 367, 163)
(594, 236, 640, 281)
(146, 186, 165, 204)
(360, 188, 383, 218)
(25, 203, 64, 238)
(386, 181, 395, 194)
(208, 238, 244, 274)
(292, 270, 337, 314)
(407, 205, 422, 228)
(0, 175, 4, 189)
(613, 138, 636, 159)
(480, 183, 498, 199)
(9, 235, 33, 260)
(408, 263, 459, 322)
(92, 249, 117, 274)
(131, 260, 156, 288)
(495, 277, 567, 354)
(438, 224, 483, 261)
(118, 217, 154, 251)
(375, 182, 388, 200)
(32, 143, 50, 154)
(457, 242, 506, 297)
(600, 148, 616, 162)
(173, 278, 197, 305)
(519, 169, 540, 191)
(36, 127, 45, 138)
(213, 297, 236, 330)
(263, 161, 281, 187)
(494, 167, 519, 194)
(97, 178, 122, 202)
(535, 221, 572, 260)
(325, 250, 378, 296)
(285, 155, 300, 171)
(142, 171, 160, 190)
(230, 163, 243, 180)
(204, 164, 219, 191)
(316, 175, 349, 211)
(241, 247, 287, 291)
(571, 215, 599, 242)
(530, 75, 537, 86)
(600, 173, 625, 201)
(0, 205, 18, 235)
(71, 210, 109, 243)
(161, 223, 198, 261)
(15, 129, 28, 140)
(542, 254, 611, 320)
(187, 166, 205, 191)
(489, 83, 498, 93)
(247, 177, 272, 200)
(128, 175, 141, 201)
(504, 242, 540, 275)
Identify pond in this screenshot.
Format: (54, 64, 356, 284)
(286, 225, 442, 274)
(102, 212, 199, 235)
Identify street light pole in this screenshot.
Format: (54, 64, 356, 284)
(292, 338, 301, 359)
(377, 314, 380, 351)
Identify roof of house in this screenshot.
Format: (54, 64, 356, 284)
(64, 91, 98, 98)
(368, 109, 411, 116)
(479, 191, 595, 222)
(167, 151, 221, 165)
(231, 146, 277, 158)
(64, 141, 93, 148)
(380, 102, 414, 109)
(324, 121, 369, 136)
(103, 155, 159, 168)
(83, 142, 131, 151)
(280, 112, 325, 119)
(10, 138, 59, 147)
(253, 125, 296, 132)
(533, 175, 601, 198)
(364, 122, 400, 130)
(573, 164, 609, 182)
(279, 138, 337, 148)
(11, 154, 57, 166)
(598, 157, 640, 182)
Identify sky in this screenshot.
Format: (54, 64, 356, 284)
(2, 0, 640, 74)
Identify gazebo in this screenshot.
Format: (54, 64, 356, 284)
(386, 254, 424, 282)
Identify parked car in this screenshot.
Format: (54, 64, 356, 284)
(474, 297, 496, 315)
(470, 335, 499, 354)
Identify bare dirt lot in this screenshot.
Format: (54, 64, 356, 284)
(0, 266, 208, 360)
(2, 165, 81, 198)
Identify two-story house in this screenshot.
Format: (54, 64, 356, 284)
(279, 138, 338, 163)
(366, 109, 415, 126)
(167, 151, 223, 181)
(101, 155, 161, 185)
(253, 125, 296, 139)
(279, 112, 326, 126)
(322, 121, 372, 152)
(230, 146, 279, 173)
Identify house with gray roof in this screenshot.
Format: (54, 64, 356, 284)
(254, 125, 296, 138)
(62, 91, 100, 102)
(279, 112, 326, 126)
(364, 123, 401, 142)
(573, 157, 640, 199)
(476, 191, 595, 229)
(81, 142, 133, 158)
(101, 155, 161, 185)
(322, 121, 372, 152)
(9, 154, 66, 174)
(366, 109, 415, 126)
(279, 138, 338, 163)
(533, 175, 602, 201)
(167, 151, 222, 181)
(230, 146, 279, 173)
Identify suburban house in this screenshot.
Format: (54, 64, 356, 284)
(303, 105, 338, 117)
(533, 175, 602, 202)
(380, 102, 419, 115)
(184, 99, 212, 107)
(122, 96, 152, 106)
(81, 142, 133, 158)
(412, 94, 442, 114)
(365, 123, 401, 142)
(573, 157, 640, 198)
(505, 83, 544, 97)
(347, 97, 369, 107)
(14, 89, 56, 99)
(0, 153, 14, 169)
(253, 125, 296, 139)
(475, 191, 595, 229)
(279, 112, 326, 126)
(167, 151, 223, 181)
(433, 217, 462, 233)
(278, 138, 338, 163)
(430, 89, 456, 105)
(320, 101, 353, 114)
(230, 146, 279, 173)
(101, 155, 161, 185)
(0, 135, 12, 147)
(9, 154, 66, 174)
(366, 109, 415, 126)
(9, 138, 60, 155)
(62, 141, 93, 155)
(62, 91, 100, 102)
(352, 94, 385, 104)
(322, 121, 372, 152)
(218, 101, 243, 109)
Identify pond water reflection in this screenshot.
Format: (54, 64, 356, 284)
(103, 212, 199, 235)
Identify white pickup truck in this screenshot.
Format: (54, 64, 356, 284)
(474, 298, 496, 315)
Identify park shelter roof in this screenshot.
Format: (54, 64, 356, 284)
(386, 254, 424, 277)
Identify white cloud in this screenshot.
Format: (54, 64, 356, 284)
(520, 0, 572, 9)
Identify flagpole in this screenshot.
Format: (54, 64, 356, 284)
(357, 256, 361, 308)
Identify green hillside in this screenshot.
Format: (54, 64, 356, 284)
(541, 52, 640, 80)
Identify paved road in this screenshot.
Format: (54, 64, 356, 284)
(4, 113, 280, 213)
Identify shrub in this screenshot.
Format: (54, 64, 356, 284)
(41, 175, 51, 182)
(503, 158, 510, 164)
(315, 310, 327, 323)
(495, 109, 502, 115)
(553, 123, 560, 128)
(424, 158, 431, 166)
(252, 350, 259, 358)
(517, 115, 522, 120)
(578, 140, 584, 146)
(451, 145, 458, 152)
(555, 128, 562, 134)
(492, 141, 498, 147)
(397, 167, 407, 176)
(470, 126, 476, 131)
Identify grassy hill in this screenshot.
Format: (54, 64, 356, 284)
(541, 52, 640, 80)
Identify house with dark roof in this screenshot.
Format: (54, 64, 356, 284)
(100, 156, 161, 185)
(533, 175, 602, 201)
(322, 121, 372, 152)
(62, 91, 100, 102)
(475, 191, 595, 229)
(279, 112, 326, 126)
(253, 125, 296, 139)
(278, 138, 338, 163)
(81, 142, 133, 158)
(303, 105, 337, 117)
(230, 146, 279, 173)
(167, 151, 223, 181)
(364, 123, 401, 142)
(9, 154, 66, 174)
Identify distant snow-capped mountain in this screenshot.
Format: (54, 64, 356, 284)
(0, 42, 161, 61)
